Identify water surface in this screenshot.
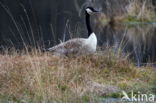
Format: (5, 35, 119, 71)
(98, 23, 156, 66)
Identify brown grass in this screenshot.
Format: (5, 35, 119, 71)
(126, 0, 156, 21)
(0, 49, 155, 103)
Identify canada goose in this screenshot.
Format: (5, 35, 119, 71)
(47, 7, 99, 56)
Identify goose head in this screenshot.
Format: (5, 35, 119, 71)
(85, 7, 100, 15)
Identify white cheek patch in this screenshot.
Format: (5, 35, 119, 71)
(86, 8, 93, 14)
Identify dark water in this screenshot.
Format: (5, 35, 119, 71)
(98, 23, 156, 66)
(101, 98, 156, 103)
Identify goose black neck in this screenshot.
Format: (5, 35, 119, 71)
(85, 11, 93, 36)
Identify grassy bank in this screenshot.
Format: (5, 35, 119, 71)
(0, 49, 155, 103)
(99, 0, 156, 26)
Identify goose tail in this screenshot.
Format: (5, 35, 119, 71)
(45, 47, 56, 52)
(41, 47, 53, 52)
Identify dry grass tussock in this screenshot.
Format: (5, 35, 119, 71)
(0, 49, 155, 103)
(126, 0, 156, 21)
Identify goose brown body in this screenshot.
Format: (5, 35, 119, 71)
(48, 33, 97, 56)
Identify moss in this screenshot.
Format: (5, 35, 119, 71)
(118, 82, 129, 90)
(109, 93, 121, 98)
(82, 95, 90, 102)
(57, 84, 68, 92)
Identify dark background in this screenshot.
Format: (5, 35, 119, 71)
(0, 0, 155, 48)
(0, 0, 144, 48)
(0, 0, 83, 48)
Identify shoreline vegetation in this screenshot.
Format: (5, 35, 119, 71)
(0, 48, 155, 103)
(99, 0, 156, 26)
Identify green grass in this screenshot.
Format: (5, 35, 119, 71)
(100, 15, 156, 26)
(0, 48, 155, 103)
(98, 0, 156, 26)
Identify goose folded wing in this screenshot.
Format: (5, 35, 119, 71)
(48, 38, 85, 54)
